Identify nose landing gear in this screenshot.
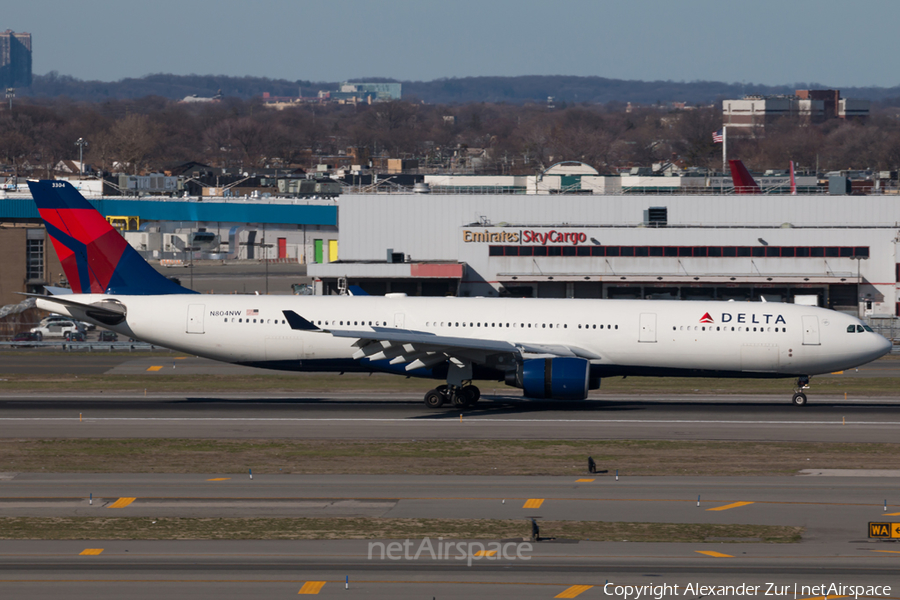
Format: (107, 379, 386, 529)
(791, 376, 810, 406)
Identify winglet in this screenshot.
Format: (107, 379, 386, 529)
(282, 310, 321, 331)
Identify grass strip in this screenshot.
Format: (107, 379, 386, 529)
(1, 372, 899, 395)
(0, 517, 802, 543)
(4, 439, 900, 476)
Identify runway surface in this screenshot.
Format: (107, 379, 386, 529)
(5, 355, 900, 598)
(3, 391, 900, 442)
(2, 474, 900, 599)
(1, 473, 898, 532)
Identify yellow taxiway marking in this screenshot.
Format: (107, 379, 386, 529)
(108, 497, 136, 509)
(298, 581, 326, 594)
(79, 549, 103, 556)
(556, 585, 594, 598)
(575, 479, 595, 482)
(830, 371, 844, 375)
(707, 501, 754, 512)
(473, 550, 497, 557)
(174, 357, 188, 360)
(146, 366, 163, 372)
(206, 478, 231, 481)
(523, 498, 544, 509)
(696, 550, 734, 558)
(872, 549, 900, 554)
(884, 512, 900, 516)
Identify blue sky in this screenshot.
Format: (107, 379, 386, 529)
(7, 0, 900, 87)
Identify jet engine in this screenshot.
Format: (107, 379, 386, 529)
(505, 357, 596, 400)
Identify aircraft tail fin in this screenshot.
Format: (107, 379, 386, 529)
(790, 160, 797, 195)
(728, 160, 761, 194)
(27, 180, 193, 295)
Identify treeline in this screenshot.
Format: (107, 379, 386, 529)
(19, 72, 900, 106)
(3, 96, 900, 178)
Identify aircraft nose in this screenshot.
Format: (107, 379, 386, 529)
(871, 334, 893, 360)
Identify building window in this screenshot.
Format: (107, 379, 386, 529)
(26, 238, 44, 281)
(485, 245, 869, 260)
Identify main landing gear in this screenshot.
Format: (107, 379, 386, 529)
(424, 384, 480, 409)
(791, 375, 810, 407)
(423, 357, 480, 409)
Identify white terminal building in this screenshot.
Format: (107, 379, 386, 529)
(309, 191, 900, 324)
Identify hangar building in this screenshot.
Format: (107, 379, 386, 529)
(309, 193, 898, 321)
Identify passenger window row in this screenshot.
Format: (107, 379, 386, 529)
(224, 318, 287, 325)
(673, 325, 786, 333)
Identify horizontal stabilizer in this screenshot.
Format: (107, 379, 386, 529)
(20, 292, 127, 325)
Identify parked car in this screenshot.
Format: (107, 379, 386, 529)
(12, 331, 42, 342)
(64, 330, 86, 342)
(30, 315, 83, 338)
(98, 330, 118, 342)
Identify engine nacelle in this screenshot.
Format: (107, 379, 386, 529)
(505, 357, 592, 400)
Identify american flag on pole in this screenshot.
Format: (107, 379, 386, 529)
(712, 129, 723, 143)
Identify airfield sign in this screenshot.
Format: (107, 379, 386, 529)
(868, 522, 900, 538)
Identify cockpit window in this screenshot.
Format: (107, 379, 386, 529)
(857, 325, 865, 333)
(847, 325, 856, 333)
(863, 325, 874, 332)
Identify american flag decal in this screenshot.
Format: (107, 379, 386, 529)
(246, 309, 259, 316)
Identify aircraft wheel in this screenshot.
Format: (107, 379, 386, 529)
(424, 389, 445, 408)
(791, 392, 808, 407)
(463, 386, 480, 406)
(451, 389, 468, 408)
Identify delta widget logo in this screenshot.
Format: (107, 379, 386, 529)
(699, 312, 714, 324)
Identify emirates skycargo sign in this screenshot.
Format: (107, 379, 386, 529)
(463, 229, 588, 245)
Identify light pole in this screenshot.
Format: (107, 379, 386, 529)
(75, 138, 88, 175)
(5, 88, 14, 111)
(184, 246, 199, 291)
(851, 255, 869, 318)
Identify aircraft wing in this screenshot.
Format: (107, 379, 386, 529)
(282, 310, 600, 370)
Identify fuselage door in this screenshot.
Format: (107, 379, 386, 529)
(801, 315, 820, 345)
(639, 313, 657, 343)
(187, 304, 205, 334)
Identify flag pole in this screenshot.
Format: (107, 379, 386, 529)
(722, 125, 727, 193)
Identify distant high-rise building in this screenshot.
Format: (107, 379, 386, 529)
(0, 30, 32, 88)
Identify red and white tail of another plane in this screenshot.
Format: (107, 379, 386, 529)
(729, 159, 798, 195)
(790, 160, 797, 195)
(728, 159, 761, 194)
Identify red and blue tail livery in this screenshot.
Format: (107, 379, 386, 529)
(27, 180, 192, 295)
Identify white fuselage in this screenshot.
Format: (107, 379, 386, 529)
(39, 295, 891, 379)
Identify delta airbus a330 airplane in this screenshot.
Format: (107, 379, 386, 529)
(26, 180, 892, 408)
